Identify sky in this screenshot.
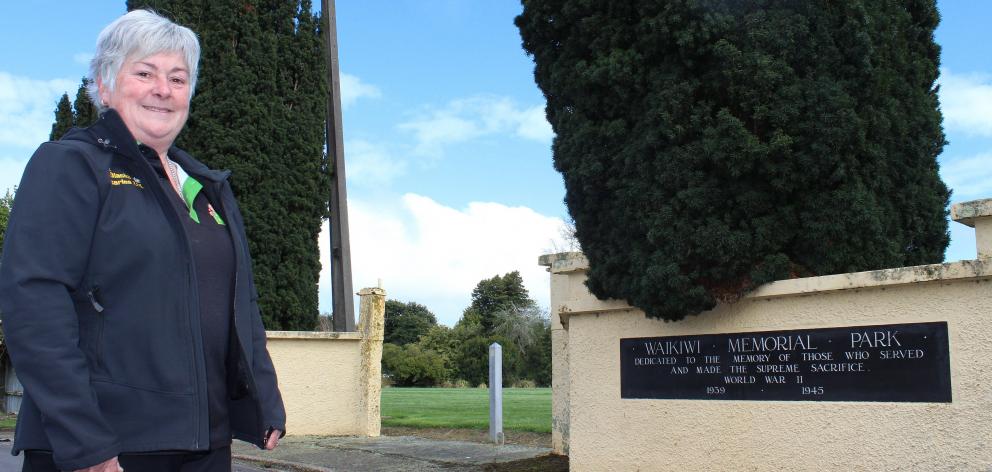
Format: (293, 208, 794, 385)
(1, 2, 989, 327)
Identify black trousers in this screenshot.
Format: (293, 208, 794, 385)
(22, 446, 232, 472)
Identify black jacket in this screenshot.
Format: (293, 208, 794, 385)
(0, 111, 286, 470)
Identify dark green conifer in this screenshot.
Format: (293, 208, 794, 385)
(127, 0, 329, 330)
(73, 78, 98, 128)
(517, 0, 950, 321)
(50, 93, 74, 141)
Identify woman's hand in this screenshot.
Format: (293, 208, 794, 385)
(74, 456, 123, 472)
(265, 429, 283, 450)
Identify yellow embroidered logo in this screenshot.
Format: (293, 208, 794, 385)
(109, 170, 144, 189)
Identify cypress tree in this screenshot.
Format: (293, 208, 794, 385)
(517, 1, 950, 321)
(126, 0, 330, 330)
(50, 93, 74, 141)
(0, 190, 13, 254)
(73, 78, 99, 128)
(51, 78, 99, 140)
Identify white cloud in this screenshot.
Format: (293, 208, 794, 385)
(343, 139, 407, 185)
(0, 72, 75, 150)
(73, 52, 93, 66)
(0, 156, 27, 195)
(339, 73, 381, 109)
(938, 68, 992, 137)
(318, 194, 567, 326)
(516, 105, 553, 142)
(399, 96, 553, 157)
(941, 152, 992, 201)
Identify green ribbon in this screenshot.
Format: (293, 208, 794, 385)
(181, 178, 224, 225)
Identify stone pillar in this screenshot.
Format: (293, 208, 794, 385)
(539, 252, 582, 456)
(357, 287, 386, 436)
(951, 198, 992, 260)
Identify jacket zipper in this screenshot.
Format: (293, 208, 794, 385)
(209, 181, 265, 443)
(129, 147, 205, 450)
(87, 287, 104, 313)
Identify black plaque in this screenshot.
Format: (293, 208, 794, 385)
(620, 322, 951, 402)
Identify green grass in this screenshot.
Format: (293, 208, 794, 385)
(0, 414, 16, 431)
(381, 387, 551, 433)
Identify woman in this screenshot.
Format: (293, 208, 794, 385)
(0, 9, 285, 472)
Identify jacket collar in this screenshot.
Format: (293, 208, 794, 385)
(64, 109, 231, 184)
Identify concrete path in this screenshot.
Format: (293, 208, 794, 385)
(0, 433, 550, 472)
(232, 435, 551, 472)
(0, 440, 20, 471)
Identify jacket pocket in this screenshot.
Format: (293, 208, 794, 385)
(92, 379, 195, 449)
(72, 283, 108, 376)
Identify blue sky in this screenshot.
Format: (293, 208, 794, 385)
(1, 2, 989, 326)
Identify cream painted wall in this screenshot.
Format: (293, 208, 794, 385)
(263, 287, 386, 437)
(542, 200, 992, 471)
(266, 333, 365, 435)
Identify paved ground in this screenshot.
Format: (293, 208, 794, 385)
(0, 440, 20, 471)
(0, 433, 550, 472)
(232, 434, 551, 472)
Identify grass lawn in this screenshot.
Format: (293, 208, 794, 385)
(381, 387, 551, 433)
(0, 414, 16, 431)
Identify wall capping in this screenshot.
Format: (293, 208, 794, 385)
(541, 253, 991, 320)
(266, 330, 363, 340)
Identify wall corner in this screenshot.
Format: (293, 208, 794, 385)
(951, 197, 992, 260)
(357, 287, 386, 437)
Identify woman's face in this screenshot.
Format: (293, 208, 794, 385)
(99, 51, 191, 155)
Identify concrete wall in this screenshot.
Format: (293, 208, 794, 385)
(265, 287, 385, 436)
(541, 198, 992, 471)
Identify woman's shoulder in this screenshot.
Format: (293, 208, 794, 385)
(43, 128, 112, 159)
(25, 131, 117, 184)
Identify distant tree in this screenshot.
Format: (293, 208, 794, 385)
(50, 78, 100, 141)
(493, 304, 552, 385)
(417, 325, 457, 363)
(451, 334, 496, 387)
(449, 272, 546, 385)
(522, 321, 552, 386)
(73, 78, 98, 128)
(381, 343, 451, 387)
(469, 271, 534, 336)
(0, 189, 14, 253)
(315, 312, 333, 331)
(517, 0, 950, 321)
(384, 300, 438, 346)
(0, 189, 11, 351)
(50, 94, 74, 141)
(127, 0, 330, 330)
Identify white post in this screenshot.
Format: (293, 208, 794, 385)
(489, 342, 504, 445)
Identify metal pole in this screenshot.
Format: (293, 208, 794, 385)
(322, 0, 355, 332)
(489, 343, 504, 445)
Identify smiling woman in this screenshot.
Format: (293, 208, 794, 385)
(97, 52, 191, 157)
(0, 9, 284, 472)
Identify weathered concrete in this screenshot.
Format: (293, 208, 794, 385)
(952, 197, 992, 259)
(357, 287, 386, 437)
(541, 201, 992, 471)
(231, 434, 551, 472)
(264, 287, 385, 436)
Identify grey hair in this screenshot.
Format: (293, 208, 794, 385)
(87, 9, 200, 112)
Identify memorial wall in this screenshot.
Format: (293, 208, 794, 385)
(540, 198, 992, 472)
(264, 287, 385, 437)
